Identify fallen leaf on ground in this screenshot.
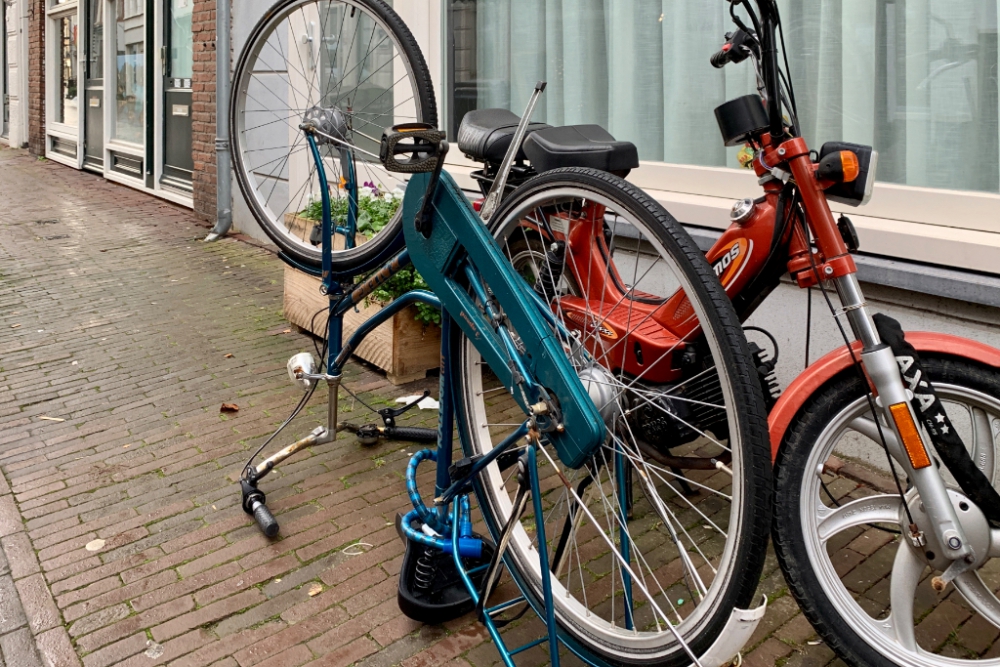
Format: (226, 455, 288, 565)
(308, 583, 323, 597)
(224, 353, 234, 358)
(220, 403, 240, 413)
(38, 416, 65, 422)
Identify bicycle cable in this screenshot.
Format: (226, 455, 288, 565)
(242, 305, 331, 478)
(800, 212, 918, 532)
(743, 325, 779, 366)
(804, 285, 812, 367)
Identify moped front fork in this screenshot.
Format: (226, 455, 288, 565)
(835, 273, 973, 562)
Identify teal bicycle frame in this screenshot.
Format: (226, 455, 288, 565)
(284, 128, 610, 667)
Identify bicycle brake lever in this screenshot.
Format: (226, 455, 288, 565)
(378, 391, 430, 428)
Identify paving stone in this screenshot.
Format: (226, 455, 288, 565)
(34, 627, 82, 667)
(0, 627, 43, 667)
(0, 497, 21, 538)
(0, 575, 28, 634)
(14, 574, 61, 634)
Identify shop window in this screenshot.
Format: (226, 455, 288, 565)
(448, 0, 1000, 194)
(113, 0, 144, 145)
(56, 14, 79, 127)
(169, 0, 192, 80)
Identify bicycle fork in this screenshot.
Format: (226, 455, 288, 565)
(835, 273, 974, 566)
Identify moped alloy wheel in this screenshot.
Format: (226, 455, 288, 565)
(775, 354, 1000, 666)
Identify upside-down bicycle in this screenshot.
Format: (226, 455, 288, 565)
(229, 1, 774, 666)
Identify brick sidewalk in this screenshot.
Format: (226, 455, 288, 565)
(0, 146, 831, 667)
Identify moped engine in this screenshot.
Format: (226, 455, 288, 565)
(633, 369, 729, 452)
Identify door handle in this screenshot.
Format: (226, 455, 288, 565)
(160, 45, 167, 77)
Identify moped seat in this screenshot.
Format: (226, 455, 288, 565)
(457, 108, 550, 163)
(523, 125, 639, 174)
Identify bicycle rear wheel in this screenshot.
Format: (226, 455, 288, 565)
(230, 0, 436, 274)
(454, 168, 772, 665)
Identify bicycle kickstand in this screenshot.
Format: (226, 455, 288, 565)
(451, 441, 560, 667)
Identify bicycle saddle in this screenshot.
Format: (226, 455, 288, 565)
(523, 125, 639, 174)
(457, 108, 551, 163)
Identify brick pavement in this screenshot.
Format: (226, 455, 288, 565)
(0, 146, 835, 667)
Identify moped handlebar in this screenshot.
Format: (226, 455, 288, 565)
(710, 46, 732, 69)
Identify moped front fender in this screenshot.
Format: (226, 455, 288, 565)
(769, 332, 1000, 460)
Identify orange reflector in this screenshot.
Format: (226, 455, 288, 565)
(889, 402, 931, 469)
(840, 151, 860, 182)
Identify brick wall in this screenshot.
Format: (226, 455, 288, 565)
(191, 0, 218, 222)
(27, 0, 44, 155)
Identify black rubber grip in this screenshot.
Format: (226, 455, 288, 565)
(385, 426, 439, 443)
(253, 502, 280, 537)
(711, 47, 731, 69)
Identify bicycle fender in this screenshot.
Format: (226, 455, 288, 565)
(401, 171, 605, 469)
(769, 331, 1000, 460)
(697, 595, 767, 667)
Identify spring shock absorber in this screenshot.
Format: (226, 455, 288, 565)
(533, 241, 567, 302)
(413, 549, 436, 590)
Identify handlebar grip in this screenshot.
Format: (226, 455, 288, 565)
(252, 501, 280, 537)
(384, 426, 439, 443)
(710, 47, 731, 69)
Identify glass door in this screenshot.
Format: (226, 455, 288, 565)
(161, 0, 192, 190)
(83, 0, 103, 169)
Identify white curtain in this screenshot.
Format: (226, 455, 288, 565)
(472, 0, 1000, 193)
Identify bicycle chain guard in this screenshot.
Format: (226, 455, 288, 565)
(400, 170, 605, 469)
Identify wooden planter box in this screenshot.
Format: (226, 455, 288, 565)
(283, 265, 441, 385)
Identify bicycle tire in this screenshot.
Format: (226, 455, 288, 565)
(453, 167, 772, 666)
(230, 0, 437, 276)
(774, 354, 1000, 667)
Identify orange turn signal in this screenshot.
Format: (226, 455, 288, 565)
(888, 402, 931, 469)
(839, 151, 860, 182)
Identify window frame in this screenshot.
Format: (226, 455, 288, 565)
(45, 0, 83, 168)
(434, 3, 1000, 277)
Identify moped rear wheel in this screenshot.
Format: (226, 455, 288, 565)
(454, 168, 772, 666)
(775, 354, 1000, 666)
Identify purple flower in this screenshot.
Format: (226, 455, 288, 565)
(363, 181, 381, 197)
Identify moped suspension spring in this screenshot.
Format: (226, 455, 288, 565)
(413, 548, 437, 590)
(533, 241, 566, 302)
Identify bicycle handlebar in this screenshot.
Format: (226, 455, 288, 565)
(711, 45, 733, 68)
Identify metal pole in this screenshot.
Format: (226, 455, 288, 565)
(204, 0, 232, 241)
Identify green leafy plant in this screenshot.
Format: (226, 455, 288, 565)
(300, 189, 441, 326)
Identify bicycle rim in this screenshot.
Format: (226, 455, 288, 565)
(455, 169, 771, 665)
(230, 0, 435, 272)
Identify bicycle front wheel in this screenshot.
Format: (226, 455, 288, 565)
(231, 0, 436, 274)
(454, 168, 772, 666)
